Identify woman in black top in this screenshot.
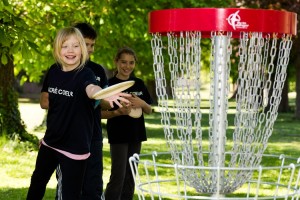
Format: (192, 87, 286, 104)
(103, 47, 153, 200)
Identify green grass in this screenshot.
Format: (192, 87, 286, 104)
(0, 134, 57, 200)
(1, 99, 300, 199)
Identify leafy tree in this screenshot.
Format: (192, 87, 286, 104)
(1, 0, 235, 142)
(95, 0, 236, 102)
(0, 0, 104, 142)
(235, 0, 300, 114)
(0, 0, 38, 143)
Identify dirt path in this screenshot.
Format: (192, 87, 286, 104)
(19, 100, 46, 132)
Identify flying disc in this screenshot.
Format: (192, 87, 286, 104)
(128, 108, 143, 118)
(92, 80, 135, 100)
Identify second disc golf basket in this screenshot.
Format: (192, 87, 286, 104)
(129, 8, 299, 199)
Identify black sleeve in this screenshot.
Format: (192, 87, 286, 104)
(41, 64, 57, 93)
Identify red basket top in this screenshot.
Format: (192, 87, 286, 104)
(148, 8, 297, 38)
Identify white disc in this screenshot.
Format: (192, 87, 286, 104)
(128, 108, 142, 118)
(92, 81, 135, 100)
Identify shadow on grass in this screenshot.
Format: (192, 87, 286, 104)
(0, 188, 149, 200)
(144, 110, 300, 158)
(145, 110, 300, 141)
(0, 187, 56, 200)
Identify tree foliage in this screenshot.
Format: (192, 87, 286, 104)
(235, 0, 300, 114)
(4, 0, 300, 139)
(1, 0, 236, 141)
(0, 0, 38, 144)
(3, 0, 237, 83)
(2, 0, 299, 142)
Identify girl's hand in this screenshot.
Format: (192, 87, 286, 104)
(104, 92, 131, 108)
(127, 94, 144, 109)
(116, 104, 132, 115)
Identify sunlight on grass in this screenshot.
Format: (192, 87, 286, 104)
(1, 97, 300, 199)
(0, 135, 57, 199)
(130, 151, 300, 199)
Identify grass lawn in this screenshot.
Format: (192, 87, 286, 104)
(1, 96, 300, 199)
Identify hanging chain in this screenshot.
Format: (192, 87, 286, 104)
(150, 31, 293, 194)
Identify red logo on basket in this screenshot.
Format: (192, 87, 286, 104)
(227, 11, 249, 30)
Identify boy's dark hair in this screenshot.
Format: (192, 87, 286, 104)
(73, 22, 97, 40)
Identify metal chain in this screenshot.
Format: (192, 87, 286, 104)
(150, 31, 293, 194)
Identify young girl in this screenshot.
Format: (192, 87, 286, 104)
(102, 47, 153, 200)
(26, 27, 129, 200)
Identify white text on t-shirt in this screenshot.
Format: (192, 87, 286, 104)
(48, 87, 73, 97)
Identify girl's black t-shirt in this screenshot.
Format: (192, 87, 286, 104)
(43, 62, 108, 142)
(106, 76, 153, 144)
(42, 64, 97, 154)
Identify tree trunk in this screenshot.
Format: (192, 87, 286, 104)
(295, 55, 300, 119)
(146, 80, 158, 105)
(0, 55, 38, 144)
(278, 77, 290, 112)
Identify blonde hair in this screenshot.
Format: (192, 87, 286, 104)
(53, 27, 89, 70)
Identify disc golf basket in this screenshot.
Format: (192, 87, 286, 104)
(129, 8, 299, 199)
